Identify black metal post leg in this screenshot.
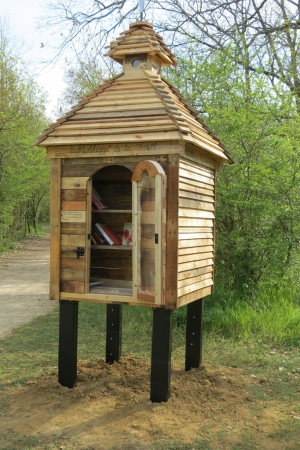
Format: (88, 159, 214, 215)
(58, 300, 78, 388)
(185, 298, 204, 371)
(106, 304, 122, 364)
(150, 308, 172, 402)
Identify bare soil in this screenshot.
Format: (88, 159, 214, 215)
(1, 358, 298, 450)
(0, 235, 299, 449)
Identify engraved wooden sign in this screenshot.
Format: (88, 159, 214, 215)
(61, 210, 86, 223)
(46, 142, 184, 159)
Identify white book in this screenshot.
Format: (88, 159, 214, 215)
(95, 223, 114, 245)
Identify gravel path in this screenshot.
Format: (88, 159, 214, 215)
(0, 232, 57, 338)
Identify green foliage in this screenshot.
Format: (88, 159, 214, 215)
(58, 35, 118, 112)
(174, 284, 300, 347)
(0, 18, 50, 250)
(60, 59, 107, 110)
(165, 49, 300, 290)
(205, 285, 300, 346)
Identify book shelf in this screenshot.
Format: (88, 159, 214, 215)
(91, 245, 132, 250)
(89, 165, 133, 295)
(92, 209, 131, 214)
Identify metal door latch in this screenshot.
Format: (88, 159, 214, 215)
(76, 247, 85, 258)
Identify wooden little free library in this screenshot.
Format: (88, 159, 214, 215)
(35, 21, 232, 402)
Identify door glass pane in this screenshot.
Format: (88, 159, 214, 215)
(137, 174, 156, 302)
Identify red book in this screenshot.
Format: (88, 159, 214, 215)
(100, 224, 122, 245)
(94, 223, 112, 245)
(92, 187, 107, 209)
(92, 198, 101, 210)
(92, 231, 104, 245)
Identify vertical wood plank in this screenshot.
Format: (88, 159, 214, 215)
(132, 180, 138, 302)
(50, 159, 62, 300)
(211, 171, 216, 294)
(155, 174, 163, 304)
(165, 154, 179, 309)
(85, 177, 92, 293)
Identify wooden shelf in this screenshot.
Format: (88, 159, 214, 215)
(92, 209, 132, 213)
(91, 245, 132, 250)
(90, 286, 133, 296)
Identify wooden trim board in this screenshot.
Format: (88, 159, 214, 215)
(49, 159, 61, 300)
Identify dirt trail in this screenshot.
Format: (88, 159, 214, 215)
(0, 232, 57, 338)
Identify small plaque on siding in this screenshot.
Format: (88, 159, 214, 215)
(61, 210, 86, 223)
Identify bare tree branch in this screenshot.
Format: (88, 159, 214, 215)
(37, 0, 300, 103)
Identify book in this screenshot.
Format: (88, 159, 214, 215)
(92, 186, 107, 210)
(100, 224, 122, 245)
(95, 223, 122, 245)
(94, 225, 110, 245)
(91, 234, 97, 245)
(122, 223, 132, 245)
(92, 230, 104, 245)
(95, 223, 112, 245)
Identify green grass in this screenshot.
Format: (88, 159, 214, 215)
(1, 284, 300, 389)
(175, 284, 300, 347)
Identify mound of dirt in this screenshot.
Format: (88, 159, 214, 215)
(0, 356, 272, 449)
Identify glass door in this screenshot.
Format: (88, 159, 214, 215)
(132, 161, 166, 305)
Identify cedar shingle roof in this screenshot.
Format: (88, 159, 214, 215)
(35, 22, 232, 163)
(104, 21, 177, 67)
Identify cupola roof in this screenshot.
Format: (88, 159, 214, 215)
(34, 22, 232, 164)
(104, 21, 177, 67)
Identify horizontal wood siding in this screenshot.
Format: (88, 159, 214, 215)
(60, 170, 88, 294)
(178, 158, 215, 304)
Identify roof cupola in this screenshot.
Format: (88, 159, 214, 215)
(104, 21, 177, 78)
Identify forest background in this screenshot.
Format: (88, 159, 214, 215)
(1, 0, 300, 343)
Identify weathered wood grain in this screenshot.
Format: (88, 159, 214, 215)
(61, 210, 86, 223)
(178, 277, 213, 297)
(46, 143, 183, 159)
(61, 234, 86, 247)
(177, 286, 212, 307)
(61, 189, 87, 202)
(61, 269, 86, 281)
(178, 271, 212, 289)
(61, 222, 86, 235)
(177, 265, 213, 281)
(60, 280, 85, 294)
(165, 154, 179, 309)
(178, 252, 214, 264)
(178, 245, 214, 256)
(60, 245, 80, 258)
(61, 257, 85, 270)
(178, 238, 214, 249)
(85, 178, 92, 293)
(61, 177, 89, 189)
(49, 159, 61, 300)
(61, 201, 86, 211)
